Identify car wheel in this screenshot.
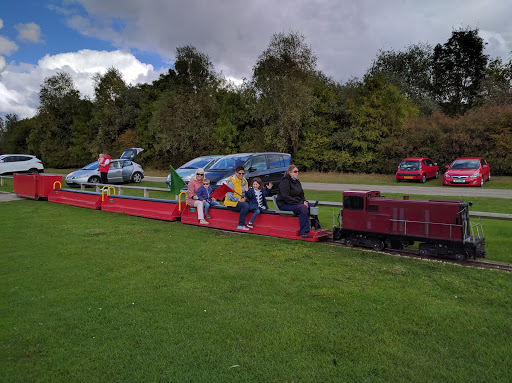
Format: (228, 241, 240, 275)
(488, 172, 491, 182)
(132, 172, 143, 183)
(89, 176, 100, 184)
(435, 171, 439, 179)
(479, 177, 484, 187)
(396, 178, 401, 183)
(29, 168, 39, 174)
(421, 174, 426, 183)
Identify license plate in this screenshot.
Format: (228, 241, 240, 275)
(403, 176, 413, 179)
(453, 179, 466, 183)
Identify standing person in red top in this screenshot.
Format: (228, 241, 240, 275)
(98, 153, 111, 184)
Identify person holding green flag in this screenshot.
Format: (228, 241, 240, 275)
(168, 165, 185, 195)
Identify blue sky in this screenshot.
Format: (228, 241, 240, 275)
(1, 0, 511, 119)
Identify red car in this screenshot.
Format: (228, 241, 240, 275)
(443, 157, 491, 187)
(395, 157, 439, 183)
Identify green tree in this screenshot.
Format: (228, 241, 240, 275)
(432, 28, 488, 116)
(31, 72, 81, 167)
(148, 46, 219, 167)
(91, 67, 129, 154)
(369, 43, 438, 115)
(252, 31, 318, 158)
(480, 55, 512, 106)
(346, 75, 419, 172)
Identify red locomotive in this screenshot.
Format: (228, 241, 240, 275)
(333, 190, 486, 260)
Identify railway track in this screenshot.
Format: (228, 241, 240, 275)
(328, 240, 512, 272)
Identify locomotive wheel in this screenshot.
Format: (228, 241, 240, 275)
(419, 248, 428, 256)
(372, 240, 384, 251)
(345, 239, 354, 247)
(454, 253, 467, 261)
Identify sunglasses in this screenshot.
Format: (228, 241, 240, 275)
(203, 183, 210, 185)
(238, 172, 245, 175)
(197, 173, 204, 176)
(292, 170, 299, 173)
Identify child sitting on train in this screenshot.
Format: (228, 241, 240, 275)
(196, 178, 219, 219)
(245, 178, 273, 228)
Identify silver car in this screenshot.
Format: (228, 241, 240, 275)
(66, 159, 144, 186)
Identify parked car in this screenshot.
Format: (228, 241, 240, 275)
(206, 152, 292, 192)
(395, 157, 439, 183)
(443, 157, 490, 187)
(165, 155, 223, 188)
(0, 154, 44, 175)
(66, 159, 144, 186)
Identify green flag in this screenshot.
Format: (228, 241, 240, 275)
(168, 165, 185, 195)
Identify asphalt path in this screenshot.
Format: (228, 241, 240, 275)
(143, 176, 512, 199)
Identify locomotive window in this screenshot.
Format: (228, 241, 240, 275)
(367, 205, 379, 213)
(344, 196, 364, 210)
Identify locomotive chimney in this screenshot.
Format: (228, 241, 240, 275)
(403, 196, 409, 200)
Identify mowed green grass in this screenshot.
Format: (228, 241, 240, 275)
(1, 199, 512, 383)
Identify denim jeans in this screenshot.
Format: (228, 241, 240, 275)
(248, 208, 261, 225)
(227, 201, 250, 226)
(204, 200, 220, 216)
(278, 203, 310, 234)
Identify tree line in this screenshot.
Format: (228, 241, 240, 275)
(1, 28, 512, 174)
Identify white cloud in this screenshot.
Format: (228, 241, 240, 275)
(0, 50, 164, 119)
(15, 22, 43, 43)
(0, 35, 18, 56)
(60, 0, 512, 83)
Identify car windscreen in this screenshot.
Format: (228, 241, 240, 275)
(209, 155, 250, 170)
(83, 161, 100, 170)
(450, 160, 479, 169)
(179, 157, 215, 169)
(399, 160, 420, 171)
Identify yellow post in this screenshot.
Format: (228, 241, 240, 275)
(101, 186, 116, 201)
(178, 191, 187, 211)
(53, 181, 62, 190)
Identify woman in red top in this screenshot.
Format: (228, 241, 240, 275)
(186, 168, 209, 225)
(98, 153, 111, 184)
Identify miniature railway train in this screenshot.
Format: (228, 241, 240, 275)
(13, 173, 486, 261)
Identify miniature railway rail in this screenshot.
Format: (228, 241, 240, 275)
(327, 239, 512, 272)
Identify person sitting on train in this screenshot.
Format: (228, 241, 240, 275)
(186, 168, 209, 225)
(276, 165, 310, 238)
(245, 177, 273, 228)
(196, 178, 219, 219)
(224, 165, 250, 230)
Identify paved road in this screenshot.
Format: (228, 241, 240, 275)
(144, 176, 512, 199)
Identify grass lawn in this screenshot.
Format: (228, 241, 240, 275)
(1, 199, 511, 382)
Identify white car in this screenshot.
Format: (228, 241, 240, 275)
(0, 154, 44, 175)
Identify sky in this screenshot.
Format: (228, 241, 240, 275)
(1, 0, 511, 119)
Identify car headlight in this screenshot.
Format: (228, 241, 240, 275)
(470, 172, 480, 178)
(444, 173, 450, 178)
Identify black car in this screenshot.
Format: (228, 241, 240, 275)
(205, 152, 291, 192)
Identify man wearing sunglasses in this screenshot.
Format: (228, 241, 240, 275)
(224, 165, 250, 230)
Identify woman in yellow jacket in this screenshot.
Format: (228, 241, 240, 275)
(224, 165, 251, 230)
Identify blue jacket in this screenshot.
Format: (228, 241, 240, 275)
(196, 185, 213, 202)
(246, 187, 270, 210)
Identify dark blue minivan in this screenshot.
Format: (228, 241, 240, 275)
(205, 152, 291, 192)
